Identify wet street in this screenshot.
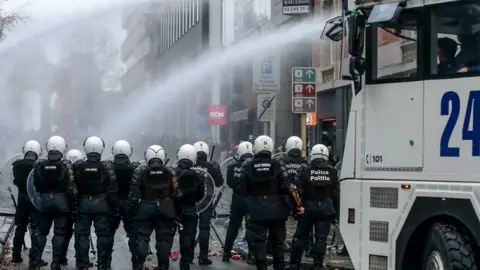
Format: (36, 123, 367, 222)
(3, 226, 257, 270)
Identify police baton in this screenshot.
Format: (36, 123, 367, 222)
(210, 145, 216, 161)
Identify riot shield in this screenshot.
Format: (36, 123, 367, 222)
(210, 157, 249, 249)
(1, 153, 23, 209)
(191, 167, 216, 214)
(213, 157, 237, 218)
(26, 169, 39, 210)
(2, 153, 23, 184)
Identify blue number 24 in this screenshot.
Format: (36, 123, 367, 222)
(440, 90, 480, 157)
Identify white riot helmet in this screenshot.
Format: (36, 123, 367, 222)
(23, 140, 42, 156)
(286, 136, 303, 153)
(177, 144, 197, 163)
(310, 144, 329, 162)
(112, 140, 132, 157)
(237, 141, 253, 158)
(144, 145, 166, 164)
(46, 135, 67, 155)
(83, 136, 105, 155)
(66, 149, 84, 162)
(253, 135, 274, 155)
(193, 141, 209, 156)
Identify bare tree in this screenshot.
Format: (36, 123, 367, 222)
(53, 25, 122, 132)
(0, 0, 26, 40)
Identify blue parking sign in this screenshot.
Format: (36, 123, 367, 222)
(261, 61, 272, 74)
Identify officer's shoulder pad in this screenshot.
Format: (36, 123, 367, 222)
(12, 159, 21, 166)
(241, 158, 253, 168)
(102, 160, 114, 168)
(134, 165, 147, 173)
(73, 159, 84, 166)
(35, 158, 46, 165)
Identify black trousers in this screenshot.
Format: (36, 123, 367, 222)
(250, 219, 286, 270)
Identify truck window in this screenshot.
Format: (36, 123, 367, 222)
(431, 2, 480, 77)
(366, 10, 421, 84)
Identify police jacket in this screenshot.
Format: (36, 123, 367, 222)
(174, 160, 206, 213)
(193, 157, 224, 188)
(12, 155, 37, 194)
(73, 156, 118, 213)
(280, 150, 307, 183)
(239, 153, 296, 221)
(112, 155, 139, 199)
(295, 159, 339, 218)
(129, 164, 178, 219)
(33, 157, 77, 213)
(33, 158, 75, 195)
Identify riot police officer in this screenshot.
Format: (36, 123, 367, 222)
(73, 136, 118, 270)
(239, 135, 304, 270)
(192, 141, 223, 265)
(175, 144, 206, 270)
(59, 149, 84, 266)
(129, 145, 180, 270)
(288, 144, 339, 270)
(280, 136, 306, 181)
(279, 136, 309, 252)
(222, 141, 255, 264)
(28, 135, 77, 270)
(107, 140, 139, 267)
(11, 140, 46, 265)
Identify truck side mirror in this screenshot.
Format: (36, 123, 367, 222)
(348, 13, 366, 57)
(321, 16, 346, 42)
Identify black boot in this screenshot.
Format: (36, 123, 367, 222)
(39, 259, 48, 266)
(50, 261, 61, 270)
(59, 257, 68, 265)
(11, 255, 23, 263)
(198, 256, 212, 265)
(222, 252, 230, 262)
(179, 262, 190, 270)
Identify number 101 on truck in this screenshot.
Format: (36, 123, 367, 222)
(322, 0, 480, 269)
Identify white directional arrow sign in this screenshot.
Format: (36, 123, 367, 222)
(306, 99, 315, 108)
(306, 69, 315, 78)
(306, 84, 314, 93)
(291, 67, 316, 113)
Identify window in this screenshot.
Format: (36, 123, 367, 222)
(190, 0, 193, 29)
(366, 9, 421, 83)
(431, 3, 480, 76)
(181, 0, 185, 36)
(195, 0, 200, 23)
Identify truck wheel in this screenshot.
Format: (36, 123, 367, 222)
(422, 223, 477, 270)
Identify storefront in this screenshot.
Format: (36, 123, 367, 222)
(313, 84, 352, 158)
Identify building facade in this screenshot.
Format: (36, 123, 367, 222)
(222, 0, 313, 146)
(121, 0, 213, 141)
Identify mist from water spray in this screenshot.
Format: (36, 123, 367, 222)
(100, 17, 330, 143)
(0, 0, 185, 160)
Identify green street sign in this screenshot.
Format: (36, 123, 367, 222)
(291, 67, 316, 83)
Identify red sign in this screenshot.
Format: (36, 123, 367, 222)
(292, 83, 316, 97)
(207, 105, 227, 126)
